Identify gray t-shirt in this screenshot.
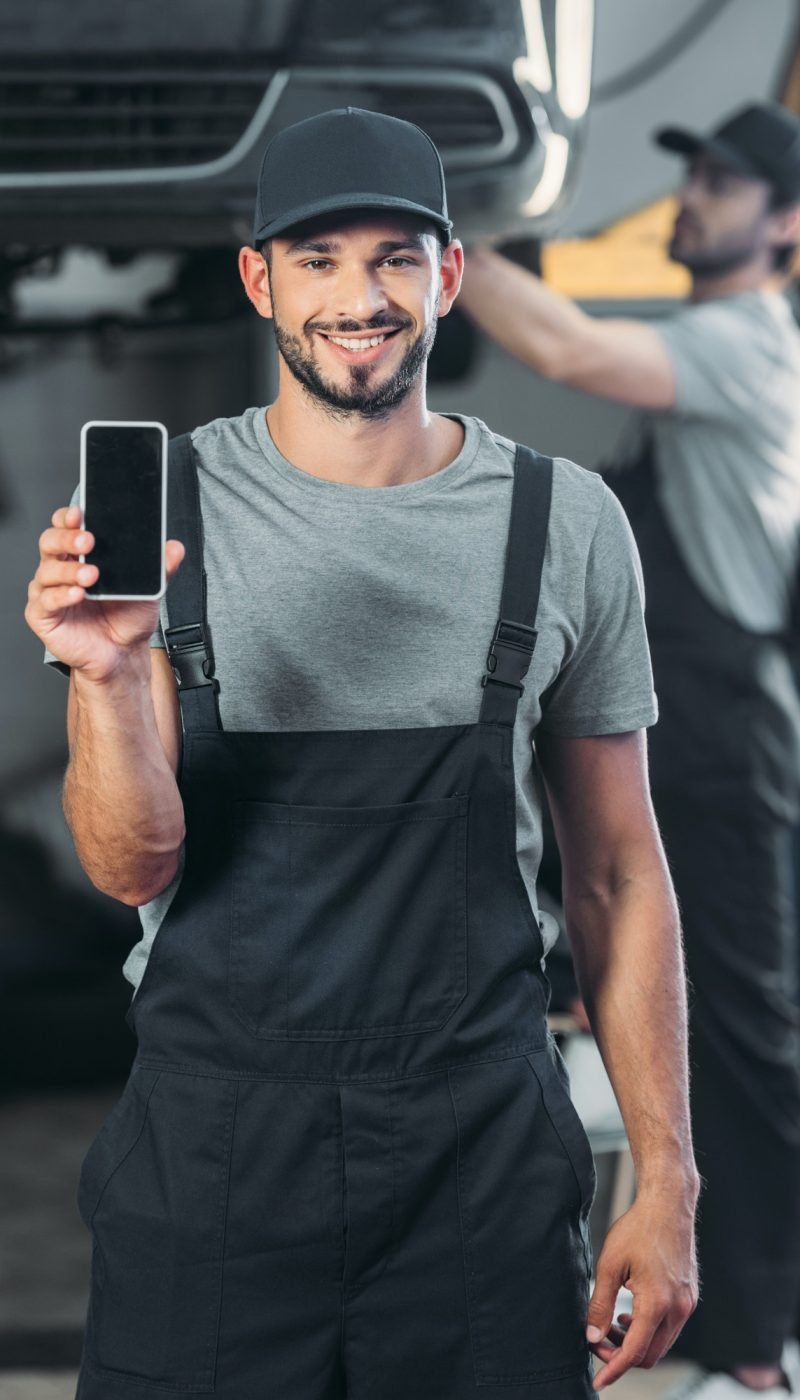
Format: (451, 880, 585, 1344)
(648, 290, 800, 633)
(51, 408, 658, 990)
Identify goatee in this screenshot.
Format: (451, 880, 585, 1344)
(273, 315, 438, 420)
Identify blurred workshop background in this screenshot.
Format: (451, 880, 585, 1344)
(1, 2, 799, 1397)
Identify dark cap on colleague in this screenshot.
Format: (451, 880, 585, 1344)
(655, 101, 800, 204)
(252, 106, 454, 246)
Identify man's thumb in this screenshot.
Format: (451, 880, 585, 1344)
(165, 540, 185, 578)
(586, 1268, 620, 1343)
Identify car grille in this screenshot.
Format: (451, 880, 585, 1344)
(0, 60, 273, 174)
(359, 83, 505, 154)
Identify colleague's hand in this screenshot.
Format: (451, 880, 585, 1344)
(25, 504, 185, 684)
(585, 1193, 699, 1390)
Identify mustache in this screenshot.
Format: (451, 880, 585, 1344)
(307, 316, 411, 335)
(674, 211, 702, 235)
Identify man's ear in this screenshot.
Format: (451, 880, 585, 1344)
(239, 245, 274, 320)
(767, 201, 800, 253)
(437, 239, 464, 318)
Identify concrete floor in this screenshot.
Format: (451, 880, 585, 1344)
(0, 1087, 700, 1400)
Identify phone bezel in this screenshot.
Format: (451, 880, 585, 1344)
(79, 419, 168, 601)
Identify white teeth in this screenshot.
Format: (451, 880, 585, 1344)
(328, 334, 388, 350)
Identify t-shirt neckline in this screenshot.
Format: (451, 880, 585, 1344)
(253, 406, 482, 502)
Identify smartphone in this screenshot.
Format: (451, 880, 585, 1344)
(79, 420, 167, 600)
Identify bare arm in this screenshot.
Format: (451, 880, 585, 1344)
(25, 504, 186, 907)
(459, 246, 676, 409)
(64, 648, 184, 906)
(537, 728, 699, 1389)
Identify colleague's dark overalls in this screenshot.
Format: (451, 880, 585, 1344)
(75, 439, 597, 1400)
(613, 450, 800, 1369)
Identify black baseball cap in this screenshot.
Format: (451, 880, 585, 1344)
(655, 102, 800, 204)
(252, 107, 453, 246)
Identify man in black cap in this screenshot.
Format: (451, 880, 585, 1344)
(26, 108, 699, 1397)
(460, 101, 800, 1398)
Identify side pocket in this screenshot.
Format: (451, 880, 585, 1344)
(526, 1043, 597, 1222)
(449, 1054, 593, 1387)
(82, 1070, 237, 1392)
(78, 1066, 160, 1228)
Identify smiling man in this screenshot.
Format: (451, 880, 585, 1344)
(26, 108, 698, 1399)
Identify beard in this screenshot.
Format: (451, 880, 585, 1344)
(669, 224, 764, 278)
(272, 309, 438, 419)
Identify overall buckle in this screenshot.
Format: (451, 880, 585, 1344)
(164, 623, 218, 691)
(481, 619, 537, 695)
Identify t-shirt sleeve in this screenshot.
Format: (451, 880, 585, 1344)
(539, 486, 658, 736)
(43, 481, 166, 674)
(654, 301, 761, 423)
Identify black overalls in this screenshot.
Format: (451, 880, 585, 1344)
(75, 439, 597, 1400)
(614, 451, 800, 1369)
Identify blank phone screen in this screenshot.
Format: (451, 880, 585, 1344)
(84, 425, 164, 597)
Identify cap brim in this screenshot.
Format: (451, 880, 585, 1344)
(654, 126, 766, 180)
(254, 191, 453, 244)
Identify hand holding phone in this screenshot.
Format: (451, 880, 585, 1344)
(80, 420, 167, 600)
(24, 421, 181, 685)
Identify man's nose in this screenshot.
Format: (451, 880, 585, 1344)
(680, 173, 704, 209)
(335, 267, 390, 321)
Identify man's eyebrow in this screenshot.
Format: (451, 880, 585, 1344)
(374, 236, 429, 253)
(285, 238, 340, 255)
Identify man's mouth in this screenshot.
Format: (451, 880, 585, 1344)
(316, 327, 404, 362)
(673, 214, 700, 238)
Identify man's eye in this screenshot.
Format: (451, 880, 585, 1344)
(304, 259, 331, 270)
(382, 257, 413, 268)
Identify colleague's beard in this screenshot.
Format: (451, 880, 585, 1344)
(669, 226, 764, 278)
(272, 312, 438, 419)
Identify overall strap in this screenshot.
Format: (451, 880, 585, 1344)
(479, 444, 554, 726)
(163, 433, 222, 732)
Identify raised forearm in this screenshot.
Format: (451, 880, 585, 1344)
(64, 650, 185, 906)
(459, 247, 677, 408)
(565, 852, 699, 1197)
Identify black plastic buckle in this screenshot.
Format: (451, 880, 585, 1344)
(481, 618, 537, 695)
(164, 623, 218, 691)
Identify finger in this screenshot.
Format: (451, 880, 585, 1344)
(39, 526, 94, 561)
(588, 1316, 631, 1362)
(592, 1313, 662, 1391)
(638, 1315, 680, 1371)
(36, 560, 98, 590)
(51, 505, 82, 530)
(591, 1334, 627, 1364)
(34, 583, 88, 615)
(165, 540, 185, 579)
(586, 1263, 624, 1348)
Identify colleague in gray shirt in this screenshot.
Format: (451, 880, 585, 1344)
(460, 101, 800, 1400)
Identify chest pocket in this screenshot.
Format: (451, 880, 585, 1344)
(229, 792, 469, 1040)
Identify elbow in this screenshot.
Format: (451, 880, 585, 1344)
(537, 339, 579, 385)
(85, 846, 183, 908)
(125, 850, 183, 907)
(118, 875, 175, 908)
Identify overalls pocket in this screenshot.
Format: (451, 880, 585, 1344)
(79, 1069, 237, 1392)
(230, 793, 469, 1039)
(448, 1049, 595, 1386)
